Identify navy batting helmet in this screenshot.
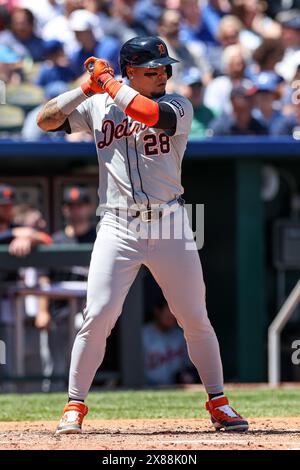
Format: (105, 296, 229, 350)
(119, 36, 179, 79)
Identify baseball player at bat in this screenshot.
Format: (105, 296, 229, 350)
(37, 36, 248, 434)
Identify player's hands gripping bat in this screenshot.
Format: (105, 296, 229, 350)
(81, 57, 115, 96)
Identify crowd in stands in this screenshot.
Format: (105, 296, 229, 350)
(0, 0, 300, 139)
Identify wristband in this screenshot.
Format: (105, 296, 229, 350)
(114, 85, 139, 111)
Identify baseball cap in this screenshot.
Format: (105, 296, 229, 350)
(276, 10, 300, 30)
(69, 9, 99, 32)
(0, 184, 15, 205)
(0, 45, 21, 64)
(230, 79, 257, 98)
(63, 186, 91, 204)
(182, 67, 203, 86)
(253, 72, 282, 93)
(43, 39, 64, 57)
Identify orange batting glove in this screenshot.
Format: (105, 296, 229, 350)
(81, 56, 114, 97)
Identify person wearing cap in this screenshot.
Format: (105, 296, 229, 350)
(35, 185, 97, 391)
(35, 40, 77, 87)
(57, 186, 96, 243)
(252, 71, 284, 131)
(68, 9, 120, 77)
(180, 67, 215, 138)
(209, 79, 268, 136)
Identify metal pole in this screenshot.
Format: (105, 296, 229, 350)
(14, 296, 25, 376)
(268, 278, 300, 386)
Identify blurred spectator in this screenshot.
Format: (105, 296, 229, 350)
(35, 40, 77, 86)
(0, 1, 21, 12)
(209, 79, 268, 136)
(275, 10, 300, 82)
(82, 0, 125, 41)
(0, 44, 23, 84)
(104, 0, 148, 44)
(0, 183, 18, 388)
(204, 44, 247, 114)
(13, 203, 48, 231)
(143, 297, 197, 386)
(211, 13, 249, 75)
(0, 183, 53, 387)
(35, 186, 96, 391)
(179, 0, 231, 76)
(13, 203, 50, 314)
(0, 183, 52, 255)
(217, 14, 243, 48)
(266, 0, 300, 17)
(0, 7, 46, 61)
(251, 38, 285, 75)
(195, 0, 231, 45)
(231, 0, 281, 49)
(253, 72, 282, 131)
(178, 0, 232, 47)
(252, 71, 284, 131)
(83, 0, 111, 16)
(42, 0, 84, 56)
(270, 99, 300, 138)
(281, 63, 300, 116)
(180, 67, 215, 138)
(0, 4, 10, 32)
(20, 0, 62, 32)
(22, 80, 69, 140)
(158, 9, 212, 89)
(134, 0, 166, 36)
(11, 202, 52, 387)
(68, 9, 120, 76)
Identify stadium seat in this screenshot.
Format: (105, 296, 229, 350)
(0, 104, 25, 133)
(6, 83, 44, 112)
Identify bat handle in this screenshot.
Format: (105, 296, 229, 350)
(86, 61, 94, 74)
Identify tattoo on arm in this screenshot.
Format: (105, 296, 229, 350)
(36, 98, 68, 131)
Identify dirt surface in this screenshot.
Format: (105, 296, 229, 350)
(0, 418, 300, 450)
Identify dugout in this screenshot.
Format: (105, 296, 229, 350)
(0, 137, 299, 386)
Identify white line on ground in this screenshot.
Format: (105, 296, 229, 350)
(160, 439, 247, 445)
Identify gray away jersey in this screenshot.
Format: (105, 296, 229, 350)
(68, 91, 193, 210)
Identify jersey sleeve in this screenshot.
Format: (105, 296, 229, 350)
(67, 99, 93, 135)
(160, 94, 193, 136)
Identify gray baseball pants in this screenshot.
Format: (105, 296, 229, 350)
(68, 206, 224, 399)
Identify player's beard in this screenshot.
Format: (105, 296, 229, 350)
(150, 91, 166, 99)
